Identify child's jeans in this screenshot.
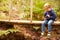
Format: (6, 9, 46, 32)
(41, 19, 54, 33)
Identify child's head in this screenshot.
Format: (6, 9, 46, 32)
(44, 3, 51, 11)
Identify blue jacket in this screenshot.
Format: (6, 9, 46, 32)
(44, 9, 56, 20)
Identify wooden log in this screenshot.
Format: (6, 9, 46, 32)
(0, 20, 60, 25)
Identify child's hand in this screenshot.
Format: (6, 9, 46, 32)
(47, 15, 50, 18)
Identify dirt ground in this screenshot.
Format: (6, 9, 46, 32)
(0, 23, 60, 40)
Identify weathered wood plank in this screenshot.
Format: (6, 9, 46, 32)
(0, 20, 60, 25)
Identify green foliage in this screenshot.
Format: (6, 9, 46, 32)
(0, 29, 19, 36)
(0, 0, 60, 20)
(33, 0, 44, 13)
(0, 0, 9, 12)
(33, 26, 40, 30)
(33, 0, 45, 20)
(0, 6, 8, 11)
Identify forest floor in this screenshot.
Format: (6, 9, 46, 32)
(0, 23, 60, 40)
(14, 24, 60, 40)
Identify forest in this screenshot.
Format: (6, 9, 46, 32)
(0, 0, 60, 20)
(0, 0, 60, 40)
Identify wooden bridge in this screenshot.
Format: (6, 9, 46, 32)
(0, 19, 60, 25)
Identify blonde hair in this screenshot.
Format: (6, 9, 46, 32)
(44, 3, 51, 8)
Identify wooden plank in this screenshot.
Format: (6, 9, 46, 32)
(0, 20, 60, 25)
